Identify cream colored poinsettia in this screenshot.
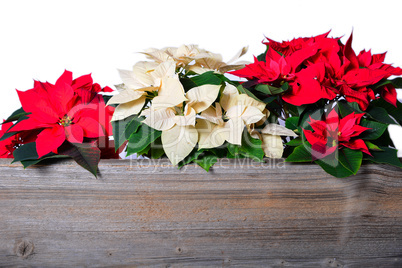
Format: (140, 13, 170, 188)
(188, 46, 249, 74)
(197, 83, 297, 158)
(107, 60, 186, 121)
(197, 84, 265, 148)
(142, 84, 221, 165)
(142, 44, 212, 68)
(142, 44, 249, 74)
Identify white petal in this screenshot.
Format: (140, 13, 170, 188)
(220, 84, 239, 111)
(240, 106, 265, 125)
(226, 46, 249, 64)
(261, 124, 298, 137)
(106, 89, 144, 105)
(175, 106, 196, 126)
(256, 109, 270, 127)
(150, 61, 176, 81)
(143, 107, 177, 131)
(224, 118, 244, 145)
(196, 119, 228, 149)
(162, 125, 198, 166)
(111, 96, 146, 121)
(186, 84, 220, 113)
(118, 69, 148, 89)
(152, 77, 187, 109)
(188, 65, 208, 74)
(141, 50, 172, 63)
(261, 134, 284, 158)
(132, 61, 159, 86)
(200, 104, 223, 125)
(226, 105, 264, 125)
(235, 94, 266, 112)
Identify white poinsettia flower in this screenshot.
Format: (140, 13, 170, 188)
(197, 84, 266, 147)
(197, 103, 228, 149)
(221, 84, 265, 145)
(142, 44, 211, 68)
(108, 60, 179, 121)
(142, 83, 221, 165)
(189, 46, 249, 74)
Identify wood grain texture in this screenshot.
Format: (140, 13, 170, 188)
(0, 158, 401, 267)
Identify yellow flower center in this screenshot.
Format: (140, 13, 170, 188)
(59, 115, 72, 127)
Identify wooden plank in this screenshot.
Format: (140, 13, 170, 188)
(0, 158, 401, 267)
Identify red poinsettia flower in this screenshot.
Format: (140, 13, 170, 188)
(229, 46, 337, 106)
(0, 120, 37, 158)
(303, 109, 371, 160)
(0, 121, 17, 158)
(10, 71, 111, 158)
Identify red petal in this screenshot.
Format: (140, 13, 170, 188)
(51, 82, 75, 114)
(36, 126, 65, 158)
(76, 116, 105, 138)
(303, 129, 327, 147)
(343, 32, 359, 70)
(9, 117, 52, 132)
(357, 49, 372, 67)
(381, 84, 397, 107)
(65, 124, 84, 143)
(72, 73, 93, 90)
(342, 139, 371, 156)
(102, 86, 114, 92)
(17, 89, 59, 123)
(56, 70, 73, 86)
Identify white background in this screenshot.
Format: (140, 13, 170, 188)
(1, 0, 401, 120)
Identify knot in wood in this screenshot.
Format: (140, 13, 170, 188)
(15, 239, 34, 258)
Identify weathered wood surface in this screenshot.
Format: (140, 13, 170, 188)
(0, 158, 401, 267)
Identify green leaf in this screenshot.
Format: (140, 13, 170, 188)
(338, 101, 363, 118)
(126, 124, 162, 157)
(370, 98, 402, 125)
(227, 130, 265, 161)
(150, 137, 165, 159)
(136, 144, 151, 156)
(179, 77, 197, 91)
(262, 96, 277, 104)
(237, 84, 261, 102)
(285, 138, 303, 147)
(359, 119, 388, 140)
(194, 154, 218, 172)
(337, 148, 363, 175)
(285, 143, 312, 162)
(315, 157, 354, 178)
(125, 116, 143, 138)
(178, 148, 205, 168)
(0, 129, 17, 142)
(255, 83, 289, 95)
(58, 142, 101, 177)
(365, 141, 383, 151)
(111, 116, 143, 151)
(12, 142, 39, 162)
(366, 106, 396, 124)
(3, 107, 29, 124)
(298, 107, 324, 131)
(285, 117, 299, 133)
(20, 155, 69, 168)
(190, 71, 222, 86)
(373, 77, 402, 89)
(256, 47, 268, 62)
(364, 146, 402, 168)
(13, 142, 70, 168)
